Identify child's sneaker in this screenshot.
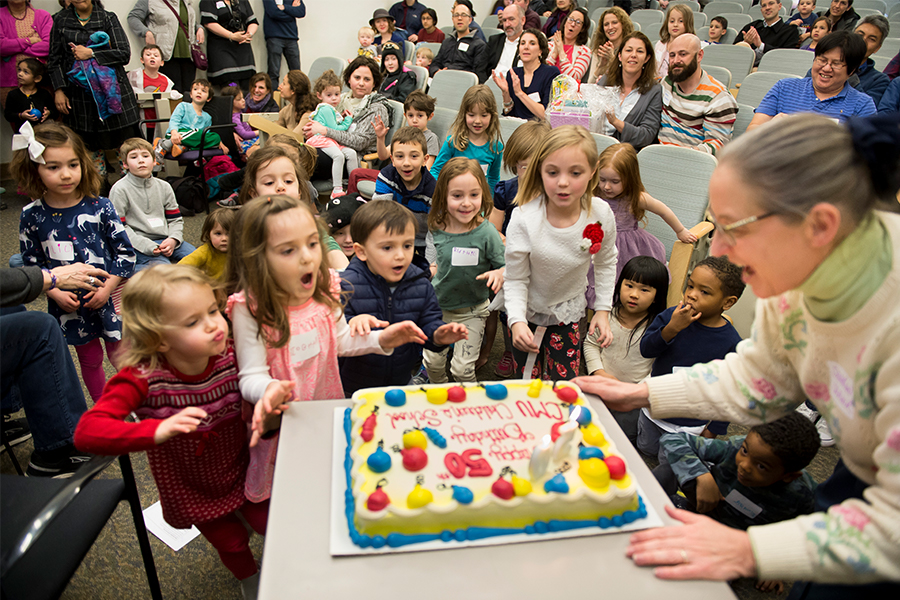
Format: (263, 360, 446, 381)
(152, 137, 166, 164)
(410, 365, 429, 385)
(26, 445, 92, 478)
(1, 413, 31, 448)
(171, 143, 184, 158)
(330, 188, 346, 200)
(218, 192, 240, 209)
(494, 351, 515, 378)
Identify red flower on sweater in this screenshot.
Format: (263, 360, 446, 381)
(582, 222, 604, 254)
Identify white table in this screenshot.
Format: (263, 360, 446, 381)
(260, 394, 736, 599)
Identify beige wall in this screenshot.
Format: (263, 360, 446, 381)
(2, 0, 498, 163)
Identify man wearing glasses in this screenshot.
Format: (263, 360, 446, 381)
(747, 31, 876, 131)
(428, 0, 490, 83)
(486, 3, 525, 76)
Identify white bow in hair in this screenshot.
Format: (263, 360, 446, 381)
(12, 122, 46, 164)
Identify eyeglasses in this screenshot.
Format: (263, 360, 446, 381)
(451, 12, 471, 18)
(567, 18, 584, 26)
(813, 56, 846, 70)
(709, 211, 776, 246)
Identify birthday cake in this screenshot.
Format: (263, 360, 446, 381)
(342, 380, 647, 549)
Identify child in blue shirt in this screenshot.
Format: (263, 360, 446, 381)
(638, 256, 745, 461)
(154, 79, 227, 162)
(789, 0, 819, 43)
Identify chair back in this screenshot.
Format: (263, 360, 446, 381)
(694, 12, 708, 27)
(422, 42, 443, 58)
(854, 7, 887, 18)
(631, 9, 665, 31)
(482, 14, 500, 29)
(403, 40, 416, 63)
(408, 65, 429, 91)
(757, 48, 815, 78)
(702, 43, 756, 85)
(429, 71, 480, 110)
(429, 106, 458, 145)
(307, 56, 346, 88)
(714, 12, 752, 30)
(703, 1, 746, 16)
(878, 37, 900, 58)
(482, 27, 503, 40)
(736, 71, 799, 107)
(670, 0, 702, 13)
(746, 5, 786, 20)
(732, 102, 755, 139)
(854, 0, 889, 13)
(872, 53, 893, 71)
(591, 132, 619, 156)
(698, 26, 739, 45)
(703, 64, 733, 89)
(636, 144, 717, 261)
(498, 117, 523, 179)
(485, 76, 506, 113)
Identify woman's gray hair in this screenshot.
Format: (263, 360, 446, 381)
(718, 114, 877, 225)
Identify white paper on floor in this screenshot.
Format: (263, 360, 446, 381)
(142, 501, 201, 551)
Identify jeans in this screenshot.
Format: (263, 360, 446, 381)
(266, 37, 302, 83)
(0, 307, 88, 452)
(134, 241, 198, 271)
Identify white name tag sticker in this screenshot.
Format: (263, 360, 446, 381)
(527, 92, 541, 103)
(451, 247, 479, 266)
(147, 217, 165, 228)
(828, 361, 855, 417)
(289, 329, 320, 364)
(48, 241, 75, 261)
(481, 163, 489, 175)
(215, 1, 226, 8)
(724, 489, 763, 519)
(458, 42, 469, 52)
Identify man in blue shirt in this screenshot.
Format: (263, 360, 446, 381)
(262, 0, 305, 83)
(852, 15, 891, 106)
(747, 31, 876, 131)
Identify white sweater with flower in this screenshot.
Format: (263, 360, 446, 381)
(503, 197, 617, 327)
(646, 211, 900, 584)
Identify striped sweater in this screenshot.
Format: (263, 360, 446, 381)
(548, 42, 592, 81)
(658, 69, 738, 156)
(75, 345, 249, 529)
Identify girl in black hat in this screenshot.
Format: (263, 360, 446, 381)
(378, 42, 417, 103)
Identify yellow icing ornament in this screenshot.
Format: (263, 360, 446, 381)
(581, 422, 606, 447)
(426, 388, 448, 404)
(407, 483, 434, 508)
(402, 429, 428, 449)
(578, 457, 610, 490)
(511, 475, 533, 496)
(527, 379, 542, 398)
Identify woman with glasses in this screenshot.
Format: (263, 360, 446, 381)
(546, 6, 591, 81)
(574, 112, 900, 598)
(747, 30, 876, 131)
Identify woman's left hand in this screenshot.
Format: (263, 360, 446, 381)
(626, 505, 758, 581)
(196, 27, 205, 44)
(303, 120, 326, 139)
(52, 263, 110, 292)
(605, 109, 622, 132)
(55, 89, 71, 115)
(589, 310, 612, 347)
(510, 71, 524, 97)
(70, 43, 93, 61)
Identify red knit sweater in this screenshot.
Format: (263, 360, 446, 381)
(75, 346, 250, 528)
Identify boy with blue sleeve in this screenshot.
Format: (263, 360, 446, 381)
(154, 79, 227, 162)
(638, 256, 745, 460)
(339, 200, 467, 394)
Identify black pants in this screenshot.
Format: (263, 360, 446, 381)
(159, 58, 197, 94)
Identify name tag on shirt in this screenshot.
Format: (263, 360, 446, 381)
(48, 241, 75, 261)
(527, 92, 541, 104)
(723, 489, 763, 519)
(458, 42, 469, 53)
(289, 330, 320, 364)
(451, 247, 479, 266)
(662, 88, 672, 104)
(147, 217, 165, 228)
(215, 1, 226, 8)
(481, 163, 489, 175)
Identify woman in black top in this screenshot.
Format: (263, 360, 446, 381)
(199, 0, 257, 90)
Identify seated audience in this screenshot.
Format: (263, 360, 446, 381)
(706, 16, 728, 45)
(245, 72, 280, 113)
(546, 6, 591, 82)
(494, 29, 559, 121)
(851, 15, 891, 106)
(358, 26, 378, 60)
(390, 0, 426, 41)
(414, 8, 445, 44)
(801, 16, 833, 51)
(486, 3, 525, 77)
(429, 0, 489, 82)
(734, 0, 800, 66)
(371, 8, 405, 47)
(818, 0, 859, 33)
(589, 7, 634, 84)
(790, 0, 819, 44)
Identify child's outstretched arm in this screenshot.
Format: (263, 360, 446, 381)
(379, 321, 428, 349)
(640, 191, 698, 244)
(475, 267, 504, 293)
(373, 114, 391, 162)
(433, 322, 468, 346)
(660, 432, 735, 513)
(249, 380, 293, 448)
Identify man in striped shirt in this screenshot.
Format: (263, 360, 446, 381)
(658, 34, 738, 156)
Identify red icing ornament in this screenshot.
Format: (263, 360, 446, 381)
(367, 486, 390, 511)
(554, 386, 578, 403)
(360, 409, 378, 442)
(401, 447, 428, 471)
(605, 455, 627, 480)
(491, 476, 515, 500)
(447, 386, 466, 403)
(550, 421, 566, 442)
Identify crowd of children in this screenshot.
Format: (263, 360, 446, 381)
(6, 3, 871, 598)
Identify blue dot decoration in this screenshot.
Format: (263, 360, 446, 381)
(366, 446, 392, 473)
(568, 404, 592, 426)
(543, 472, 570, 494)
(385, 389, 406, 406)
(578, 446, 604, 460)
(485, 384, 508, 400)
(452, 485, 474, 504)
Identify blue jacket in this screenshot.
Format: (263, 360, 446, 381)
(878, 77, 900, 113)
(262, 0, 305, 40)
(855, 58, 890, 107)
(339, 257, 446, 394)
(389, 1, 426, 35)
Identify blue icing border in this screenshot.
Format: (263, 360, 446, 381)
(343, 408, 648, 549)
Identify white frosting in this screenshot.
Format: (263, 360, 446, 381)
(349, 381, 639, 536)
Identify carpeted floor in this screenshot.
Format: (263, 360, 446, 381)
(0, 179, 840, 600)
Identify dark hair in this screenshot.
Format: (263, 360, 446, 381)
(812, 16, 833, 34)
(857, 14, 890, 44)
(454, 0, 476, 18)
(422, 7, 438, 26)
(141, 44, 163, 59)
(285, 70, 317, 115)
(751, 413, 820, 473)
(313, 69, 342, 96)
(191, 78, 213, 98)
(561, 7, 590, 46)
(350, 199, 417, 246)
(815, 30, 867, 75)
(201, 208, 236, 245)
(710, 16, 728, 29)
(17, 57, 44, 80)
(343, 56, 383, 91)
(249, 72, 273, 94)
(390, 126, 428, 155)
(612, 256, 669, 352)
(696, 256, 745, 299)
(404, 90, 436, 116)
(604, 32, 657, 94)
(220, 83, 242, 101)
(521, 28, 551, 62)
(10, 122, 101, 199)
